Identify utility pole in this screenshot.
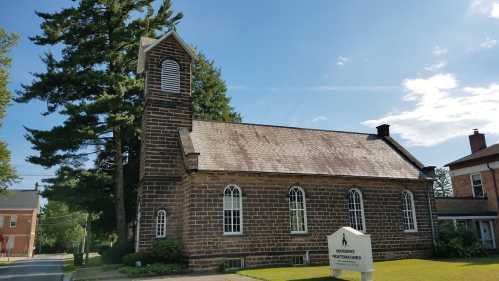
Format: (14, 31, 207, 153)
(81, 213, 88, 263)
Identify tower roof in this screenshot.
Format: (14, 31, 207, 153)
(137, 30, 196, 73)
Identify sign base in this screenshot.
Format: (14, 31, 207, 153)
(332, 269, 373, 281)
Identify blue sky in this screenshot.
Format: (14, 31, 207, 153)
(1, 0, 499, 189)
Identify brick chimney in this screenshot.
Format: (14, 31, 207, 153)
(376, 124, 390, 137)
(469, 129, 487, 154)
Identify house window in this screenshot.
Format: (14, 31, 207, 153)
(160, 59, 180, 93)
(0, 216, 3, 228)
(223, 184, 242, 234)
(289, 186, 307, 233)
(156, 210, 166, 238)
(9, 216, 16, 228)
(347, 189, 365, 232)
(402, 190, 418, 232)
(471, 174, 485, 198)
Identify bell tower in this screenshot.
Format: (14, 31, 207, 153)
(136, 31, 196, 251)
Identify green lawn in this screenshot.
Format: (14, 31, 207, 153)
(238, 256, 499, 281)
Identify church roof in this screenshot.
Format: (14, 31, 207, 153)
(185, 120, 425, 180)
(0, 190, 39, 210)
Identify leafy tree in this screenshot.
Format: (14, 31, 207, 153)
(433, 167, 453, 197)
(37, 200, 87, 253)
(16, 0, 182, 249)
(0, 27, 19, 191)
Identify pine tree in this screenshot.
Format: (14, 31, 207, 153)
(433, 167, 453, 197)
(0, 27, 19, 191)
(16, 0, 183, 248)
(192, 52, 241, 122)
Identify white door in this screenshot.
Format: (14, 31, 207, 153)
(479, 221, 495, 249)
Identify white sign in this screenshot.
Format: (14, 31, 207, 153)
(327, 227, 374, 281)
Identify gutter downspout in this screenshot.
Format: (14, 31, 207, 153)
(486, 163, 499, 213)
(422, 166, 437, 247)
(427, 180, 437, 247)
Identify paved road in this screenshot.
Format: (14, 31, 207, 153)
(0, 254, 64, 281)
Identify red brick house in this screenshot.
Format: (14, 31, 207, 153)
(435, 129, 499, 250)
(135, 31, 437, 271)
(0, 189, 39, 257)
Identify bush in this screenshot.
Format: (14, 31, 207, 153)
(434, 222, 486, 258)
(119, 263, 185, 277)
(122, 252, 153, 266)
(150, 239, 185, 264)
(102, 244, 133, 264)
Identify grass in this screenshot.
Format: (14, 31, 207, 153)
(238, 255, 499, 281)
(63, 253, 103, 274)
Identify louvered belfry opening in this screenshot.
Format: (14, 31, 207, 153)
(160, 59, 180, 93)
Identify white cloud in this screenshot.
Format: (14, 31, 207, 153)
(492, 2, 499, 17)
(480, 37, 498, 48)
(362, 73, 499, 146)
(336, 56, 349, 66)
(432, 46, 448, 56)
(311, 116, 328, 123)
(424, 61, 447, 72)
(470, 0, 499, 18)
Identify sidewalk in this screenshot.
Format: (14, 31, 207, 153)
(136, 274, 258, 281)
(73, 266, 258, 281)
(72, 265, 130, 281)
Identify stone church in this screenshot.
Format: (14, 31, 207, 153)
(135, 31, 436, 271)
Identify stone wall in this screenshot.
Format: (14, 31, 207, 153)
(183, 172, 434, 271)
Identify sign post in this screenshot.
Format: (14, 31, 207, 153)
(327, 227, 373, 281)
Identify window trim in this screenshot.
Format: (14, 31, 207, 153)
(289, 186, 308, 234)
(160, 58, 181, 93)
(402, 190, 418, 233)
(470, 173, 485, 198)
(347, 188, 366, 233)
(223, 184, 243, 235)
(9, 215, 17, 229)
(155, 209, 167, 238)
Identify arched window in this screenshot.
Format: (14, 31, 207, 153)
(161, 59, 180, 93)
(289, 186, 307, 233)
(156, 210, 167, 238)
(223, 185, 242, 234)
(402, 190, 418, 232)
(347, 188, 366, 232)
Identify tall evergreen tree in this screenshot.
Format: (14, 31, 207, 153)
(16, 0, 183, 248)
(18, 1, 241, 247)
(0, 27, 19, 191)
(192, 52, 241, 122)
(41, 51, 242, 239)
(433, 167, 453, 197)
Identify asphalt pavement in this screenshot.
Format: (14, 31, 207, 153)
(0, 254, 64, 281)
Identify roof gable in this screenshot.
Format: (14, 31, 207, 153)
(137, 30, 196, 73)
(185, 120, 424, 180)
(447, 143, 499, 167)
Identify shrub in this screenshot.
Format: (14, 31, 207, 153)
(434, 222, 486, 258)
(122, 252, 153, 266)
(150, 239, 185, 264)
(119, 263, 185, 277)
(102, 244, 133, 264)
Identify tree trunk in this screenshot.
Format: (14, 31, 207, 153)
(114, 127, 127, 249)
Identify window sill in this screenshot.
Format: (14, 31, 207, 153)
(223, 232, 243, 237)
(290, 231, 309, 236)
(403, 230, 418, 233)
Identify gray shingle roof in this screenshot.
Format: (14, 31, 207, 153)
(447, 143, 499, 167)
(188, 120, 423, 179)
(0, 190, 39, 210)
